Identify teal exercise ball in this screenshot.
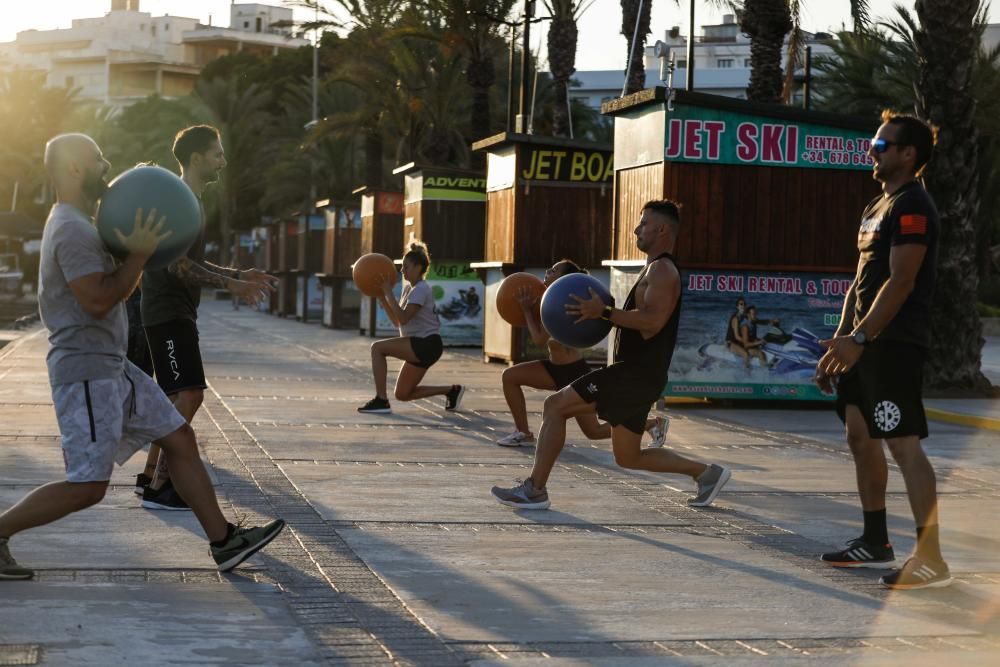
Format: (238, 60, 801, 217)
(96, 166, 201, 270)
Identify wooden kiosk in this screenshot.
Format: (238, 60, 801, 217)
(471, 132, 615, 364)
(290, 213, 325, 322)
(315, 198, 362, 329)
(355, 186, 404, 337)
(602, 88, 879, 400)
(392, 162, 487, 346)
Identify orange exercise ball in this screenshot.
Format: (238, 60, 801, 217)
(352, 253, 397, 297)
(497, 272, 545, 327)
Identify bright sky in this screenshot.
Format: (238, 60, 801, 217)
(2, 1, 998, 71)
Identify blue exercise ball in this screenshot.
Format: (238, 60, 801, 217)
(96, 166, 201, 270)
(540, 273, 614, 348)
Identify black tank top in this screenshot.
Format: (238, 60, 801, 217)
(613, 252, 681, 383)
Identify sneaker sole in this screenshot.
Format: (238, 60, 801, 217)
(0, 571, 34, 580)
(141, 499, 193, 511)
(357, 408, 392, 414)
(880, 575, 953, 590)
(496, 440, 534, 447)
(491, 491, 550, 510)
(821, 557, 897, 569)
(446, 386, 466, 411)
(216, 520, 286, 572)
(687, 467, 732, 507)
(133, 486, 146, 496)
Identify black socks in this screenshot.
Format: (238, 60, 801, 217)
(862, 508, 889, 546)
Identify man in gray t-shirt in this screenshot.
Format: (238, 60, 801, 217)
(0, 133, 285, 581)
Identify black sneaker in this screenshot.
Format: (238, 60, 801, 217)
(358, 396, 392, 414)
(821, 537, 895, 568)
(141, 480, 192, 511)
(134, 473, 152, 496)
(211, 519, 286, 572)
(879, 556, 952, 590)
(445, 385, 465, 411)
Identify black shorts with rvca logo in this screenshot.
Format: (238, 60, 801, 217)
(144, 319, 207, 395)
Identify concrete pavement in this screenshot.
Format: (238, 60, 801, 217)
(1, 300, 999, 665)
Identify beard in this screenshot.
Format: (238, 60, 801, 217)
(82, 170, 109, 202)
(202, 166, 222, 184)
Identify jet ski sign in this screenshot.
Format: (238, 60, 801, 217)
(664, 269, 854, 400)
(664, 105, 874, 170)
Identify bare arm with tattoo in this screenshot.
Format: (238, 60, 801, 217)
(167, 256, 275, 306)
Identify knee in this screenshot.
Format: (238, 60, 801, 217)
(846, 430, 874, 456)
(73, 482, 108, 509)
(886, 439, 920, 465)
(159, 424, 198, 457)
(176, 389, 203, 413)
(393, 386, 412, 401)
(501, 367, 515, 387)
(613, 450, 640, 469)
(542, 393, 570, 418)
(370, 342, 384, 357)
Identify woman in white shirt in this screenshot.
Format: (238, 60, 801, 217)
(358, 243, 464, 414)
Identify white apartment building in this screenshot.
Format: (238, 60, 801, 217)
(0, 1, 308, 106)
(571, 14, 835, 111)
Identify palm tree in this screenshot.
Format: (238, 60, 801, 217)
(913, 0, 993, 391)
(620, 0, 652, 95)
(543, 0, 595, 137)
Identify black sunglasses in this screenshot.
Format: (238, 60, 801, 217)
(871, 138, 903, 154)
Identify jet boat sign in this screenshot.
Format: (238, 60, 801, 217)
(664, 269, 853, 400)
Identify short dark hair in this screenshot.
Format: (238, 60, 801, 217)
(555, 259, 588, 276)
(880, 110, 937, 176)
(642, 199, 681, 225)
(403, 242, 430, 275)
(172, 125, 221, 168)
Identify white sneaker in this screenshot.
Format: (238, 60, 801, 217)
(647, 416, 669, 447)
(496, 431, 535, 447)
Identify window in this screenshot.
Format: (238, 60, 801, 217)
(717, 58, 734, 68)
(256, 17, 262, 32)
(744, 58, 752, 68)
(244, 21, 250, 29)
(676, 59, 687, 69)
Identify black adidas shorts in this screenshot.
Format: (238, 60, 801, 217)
(571, 362, 661, 435)
(542, 359, 592, 390)
(144, 319, 207, 395)
(835, 340, 928, 439)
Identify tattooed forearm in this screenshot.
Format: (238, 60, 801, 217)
(203, 260, 240, 279)
(167, 256, 230, 288)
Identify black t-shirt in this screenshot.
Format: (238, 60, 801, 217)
(850, 181, 939, 348)
(140, 200, 206, 327)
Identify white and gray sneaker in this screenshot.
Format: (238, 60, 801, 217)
(491, 478, 550, 510)
(647, 416, 669, 447)
(687, 464, 731, 507)
(496, 431, 535, 447)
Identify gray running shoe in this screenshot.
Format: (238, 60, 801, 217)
(211, 519, 286, 572)
(647, 416, 669, 448)
(496, 431, 535, 447)
(491, 478, 550, 510)
(0, 538, 33, 581)
(688, 464, 731, 507)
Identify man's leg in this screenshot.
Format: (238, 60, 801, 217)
(148, 388, 204, 491)
(885, 435, 943, 562)
(153, 424, 227, 542)
(529, 388, 596, 489)
(0, 481, 108, 539)
(610, 426, 707, 478)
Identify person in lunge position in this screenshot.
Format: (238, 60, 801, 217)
(816, 111, 950, 590)
(357, 243, 464, 415)
(0, 134, 283, 581)
(495, 258, 667, 448)
(491, 200, 731, 510)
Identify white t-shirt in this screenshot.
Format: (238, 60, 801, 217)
(399, 280, 440, 338)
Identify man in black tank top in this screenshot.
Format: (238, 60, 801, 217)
(491, 200, 731, 511)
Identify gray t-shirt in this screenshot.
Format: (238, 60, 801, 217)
(400, 280, 440, 338)
(38, 203, 127, 386)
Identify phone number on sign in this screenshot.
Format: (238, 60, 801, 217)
(800, 150, 873, 166)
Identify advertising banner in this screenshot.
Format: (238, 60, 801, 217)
(665, 269, 853, 400)
(521, 145, 614, 184)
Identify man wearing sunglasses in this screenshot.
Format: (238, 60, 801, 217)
(815, 111, 948, 590)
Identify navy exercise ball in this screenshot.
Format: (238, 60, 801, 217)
(97, 166, 201, 270)
(540, 273, 614, 348)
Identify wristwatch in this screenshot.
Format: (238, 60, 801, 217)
(852, 330, 868, 346)
(601, 305, 614, 321)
